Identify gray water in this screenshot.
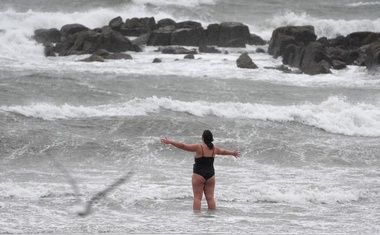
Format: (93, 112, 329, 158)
(1, 0, 380, 234)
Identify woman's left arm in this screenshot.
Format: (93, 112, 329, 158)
(161, 137, 198, 152)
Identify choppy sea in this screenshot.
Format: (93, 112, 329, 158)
(1, 0, 380, 234)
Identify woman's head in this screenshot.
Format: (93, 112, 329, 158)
(202, 130, 214, 149)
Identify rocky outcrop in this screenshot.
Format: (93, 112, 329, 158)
(199, 45, 221, 53)
(236, 52, 258, 69)
(33, 16, 380, 74)
(34, 16, 262, 56)
(269, 25, 380, 75)
(120, 17, 157, 36)
(34, 28, 61, 44)
(365, 39, 380, 72)
(268, 25, 317, 58)
(205, 22, 251, 47)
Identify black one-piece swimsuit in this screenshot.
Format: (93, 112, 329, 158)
(193, 145, 215, 180)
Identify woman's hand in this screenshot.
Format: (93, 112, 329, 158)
(161, 137, 171, 145)
(233, 150, 240, 158)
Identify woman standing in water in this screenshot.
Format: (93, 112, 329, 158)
(161, 130, 240, 211)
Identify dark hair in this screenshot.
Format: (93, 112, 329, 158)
(202, 130, 214, 149)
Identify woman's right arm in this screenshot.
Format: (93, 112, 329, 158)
(161, 137, 199, 152)
(215, 146, 240, 158)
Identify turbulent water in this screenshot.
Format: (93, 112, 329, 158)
(1, 0, 380, 234)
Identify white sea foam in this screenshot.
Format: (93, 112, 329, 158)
(0, 182, 52, 199)
(2, 96, 380, 137)
(347, 1, 380, 7)
(247, 184, 361, 204)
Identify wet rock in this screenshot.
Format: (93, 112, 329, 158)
(236, 52, 258, 69)
(69, 29, 135, 55)
(248, 34, 267, 46)
(147, 26, 175, 46)
(365, 39, 380, 72)
(152, 58, 162, 63)
(131, 33, 150, 46)
(299, 42, 332, 75)
(171, 27, 206, 46)
(256, 48, 266, 53)
(160, 46, 197, 54)
(199, 45, 221, 53)
(264, 65, 292, 73)
(80, 55, 104, 62)
(109, 16, 123, 31)
(268, 25, 317, 58)
(34, 28, 61, 44)
(60, 24, 89, 42)
(43, 42, 56, 57)
(120, 17, 157, 36)
(157, 18, 176, 28)
(205, 22, 251, 47)
(184, 54, 195, 59)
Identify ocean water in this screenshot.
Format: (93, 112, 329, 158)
(1, 0, 380, 234)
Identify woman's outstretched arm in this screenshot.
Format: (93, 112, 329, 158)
(215, 146, 240, 158)
(161, 137, 198, 152)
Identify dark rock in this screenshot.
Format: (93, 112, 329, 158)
(248, 34, 267, 45)
(332, 60, 347, 70)
(354, 47, 368, 66)
(60, 24, 89, 41)
(223, 38, 246, 48)
(105, 53, 133, 60)
(66, 31, 101, 55)
(161, 46, 197, 54)
(152, 58, 162, 63)
(199, 45, 221, 53)
(53, 43, 66, 55)
(34, 28, 61, 44)
(92, 49, 132, 60)
(317, 36, 328, 46)
(93, 49, 111, 58)
(80, 55, 104, 62)
(327, 35, 349, 48)
(121, 17, 156, 36)
(236, 52, 258, 69)
(171, 28, 205, 46)
(299, 42, 332, 75)
(147, 26, 175, 46)
(65, 29, 135, 56)
(264, 64, 292, 73)
(256, 48, 266, 53)
(157, 18, 176, 28)
(175, 21, 202, 29)
(365, 39, 380, 72)
(282, 43, 302, 66)
(184, 54, 195, 59)
(342, 50, 360, 65)
(43, 42, 56, 57)
(109, 16, 123, 31)
(205, 22, 251, 47)
(268, 25, 317, 58)
(100, 30, 135, 53)
(204, 24, 220, 46)
(346, 31, 380, 48)
(270, 34, 298, 58)
(131, 33, 150, 46)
